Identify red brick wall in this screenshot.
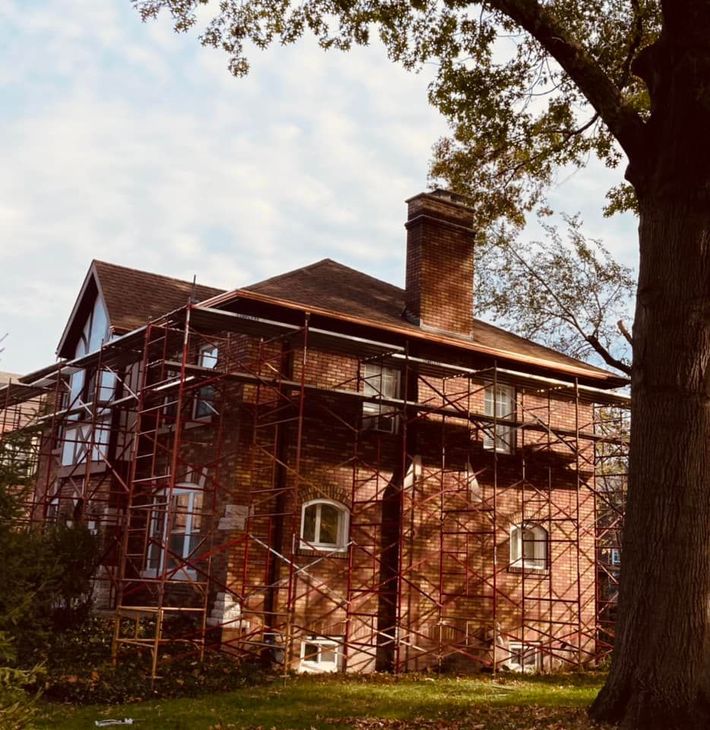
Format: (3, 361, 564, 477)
(405, 191, 475, 337)
(30, 321, 603, 674)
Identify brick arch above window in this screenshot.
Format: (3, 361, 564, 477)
(299, 482, 350, 508)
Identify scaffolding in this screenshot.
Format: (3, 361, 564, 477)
(0, 301, 629, 678)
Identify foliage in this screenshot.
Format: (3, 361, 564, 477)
(37, 673, 612, 729)
(476, 214, 634, 372)
(0, 631, 42, 730)
(0, 429, 100, 665)
(0, 520, 100, 665)
(42, 616, 268, 705)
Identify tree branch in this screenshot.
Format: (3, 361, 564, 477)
(485, 0, 647, 162)
(617, 319, 633, 345)
(585, 333, 632, 375)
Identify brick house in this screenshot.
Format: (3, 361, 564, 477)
(1, 190, 628, 676)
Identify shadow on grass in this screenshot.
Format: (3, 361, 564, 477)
(36, 673, 609, 730)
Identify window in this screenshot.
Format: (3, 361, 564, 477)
(299, 636, 343, 673)
(507, 642, 541, 673)
(510, 523, 548, 570)
(610, 548, 621, 566)
(300, 499, 349, 552)
(362, 363, 400, 433)
(483, 384, 515, 453)
(194, 345, 219, 419)
(145, 476, 205, 580)
(61, 296, 115, 466)
(61, 423, 90, 466)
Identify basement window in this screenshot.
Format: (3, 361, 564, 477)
(510, 523, 548, 571)
(507, 642, 541, 673)
(362, 363, 400, 433)
(483, 384, 515, 453)
(299, 636, 343, 673)
(300, 499, 349, 552)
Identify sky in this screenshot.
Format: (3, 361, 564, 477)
(0, 1, 637, 376)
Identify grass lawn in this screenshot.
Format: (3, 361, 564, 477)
(35, 673, 613, 730)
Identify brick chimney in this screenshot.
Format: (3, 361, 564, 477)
(404, 189, 475, 338)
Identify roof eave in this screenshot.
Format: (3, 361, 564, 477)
(200, 288, 628, 388)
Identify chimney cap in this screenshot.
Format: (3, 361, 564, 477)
(405, 188, 474, 210)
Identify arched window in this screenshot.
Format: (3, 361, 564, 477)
(510, 523, 548, 570)
(300, 499, 349, 552)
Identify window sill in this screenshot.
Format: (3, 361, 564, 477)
(297, 544, 348, 559)
(507, 565, 549, 576)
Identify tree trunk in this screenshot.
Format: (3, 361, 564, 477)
(590, 200, 710, 728)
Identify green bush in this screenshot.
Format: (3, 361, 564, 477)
(0, 632, 42, 729)
(0, 522, 100, 665)
(43, 617, 268, 704)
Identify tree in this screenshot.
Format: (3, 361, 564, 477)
(0, 431, 99, 664)
(133, 2, 709, 727)
(474, 215, 634, 374)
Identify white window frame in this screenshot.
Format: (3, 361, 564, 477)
(362, 363, 400, 433)
(507, 642, 542, 673)
(299, 636, 343, 673)
(510, 523, 548, 571)
(483, 383, 515, 454)
(610, 548, 621, 566)
(144, 475, 205, 580)
(299, 499, 349, 552)
(194, 344, 219, 420)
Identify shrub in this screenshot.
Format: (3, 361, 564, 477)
(0, 632, 42, 729)
(43, 616, 269, 705)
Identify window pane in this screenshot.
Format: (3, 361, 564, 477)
(168, 533, 186, 568)
(381, 369, 398, 398)
(303, 642, 319, 661)
(303, 505, 316, 542)
(88, 298, 108, 352)
(318, 504, 340, 545)
(199, 346, 218, 368)
(172, 494, 189, 533)
(522, 528, 536, 562)
(320, 646, 336, 664)
(192, 492, 203, 532)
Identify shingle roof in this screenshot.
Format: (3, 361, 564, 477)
(60, 257, 620, 383)
(241, 258, 616, 379)
(93, 260, 225, 334)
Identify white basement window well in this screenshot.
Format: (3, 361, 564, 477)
(507, 642, 542, 673)
(510, 523, 548, 571)
(299, 636, 343, 673)
(300, 499, 349, 552)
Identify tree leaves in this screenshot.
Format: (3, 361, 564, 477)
(132, 0, 659, 222)
(474, 213, 634, 372)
